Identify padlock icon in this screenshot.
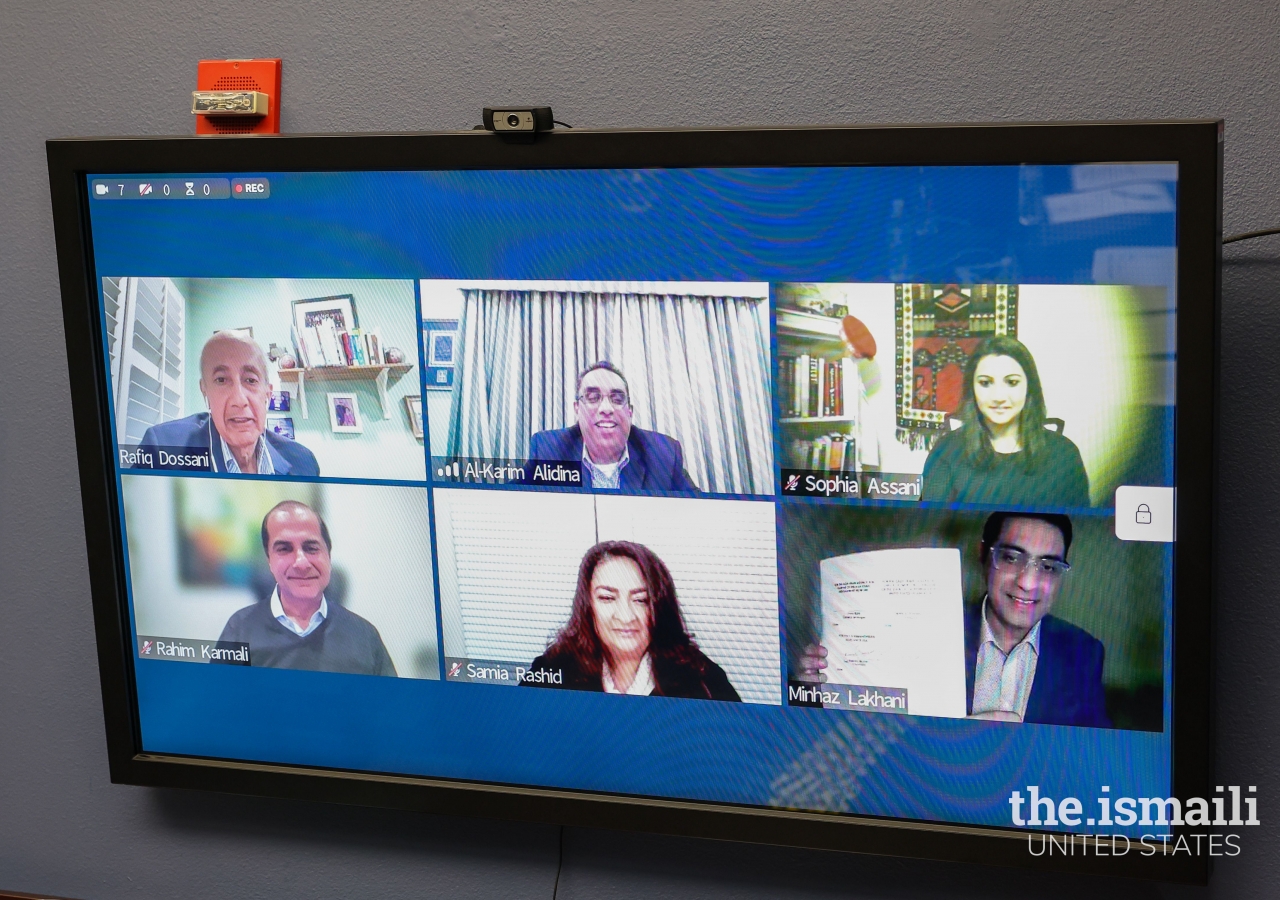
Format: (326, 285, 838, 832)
(1135, 503, 1152, 525)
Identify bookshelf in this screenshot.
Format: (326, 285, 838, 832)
(776, 308, 861, 472)
(278, 364, 413, 419)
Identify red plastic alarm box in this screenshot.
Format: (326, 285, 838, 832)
(195, 58, 281, 135)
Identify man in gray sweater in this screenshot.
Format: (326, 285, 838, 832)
(219, 500, 396, 677)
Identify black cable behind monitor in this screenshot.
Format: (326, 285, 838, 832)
(551, 825, 565, 899)
(1224, 226, 1280, 244)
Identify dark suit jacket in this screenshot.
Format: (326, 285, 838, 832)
(964, 603, 1110, 728)
(528, 424, 698, 492)
(139, 412, 320, 477)
(523, 647, 741, 702)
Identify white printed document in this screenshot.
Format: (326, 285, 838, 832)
(820, 548, 967, 718)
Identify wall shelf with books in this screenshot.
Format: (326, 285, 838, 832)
(776, 307, 865, 474)
(778, 415, 855, 425)
(278, 364, 413, 420)
(776, 307, 845, 338)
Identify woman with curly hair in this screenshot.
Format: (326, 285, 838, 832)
(523, 540, 740, 701)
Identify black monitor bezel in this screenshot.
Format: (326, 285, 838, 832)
(47, 121, 1221, 883)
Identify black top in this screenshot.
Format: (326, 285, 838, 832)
(921, 427, 1090, 507)
(523, 647, 741, 702)
(218, 599, 396, 677)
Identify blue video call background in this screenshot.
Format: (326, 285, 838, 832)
(89, 163, 1177, 832)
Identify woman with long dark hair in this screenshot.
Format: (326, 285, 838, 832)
(523, 540, 740, 701)
(921, 336, 1089, 506)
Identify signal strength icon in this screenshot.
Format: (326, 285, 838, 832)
(436, 461, 460, 479)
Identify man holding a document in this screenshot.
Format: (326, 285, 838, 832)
(796, 511, 1110, 727)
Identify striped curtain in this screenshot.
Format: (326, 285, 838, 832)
(446, 290, 775, 495)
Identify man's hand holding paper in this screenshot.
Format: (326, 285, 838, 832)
(815, 548, 968, 718)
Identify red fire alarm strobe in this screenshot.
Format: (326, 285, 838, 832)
(193, 58, 281, 135)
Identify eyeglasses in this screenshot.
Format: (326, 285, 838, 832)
(578, 388, 629, 407)
(990, 544, 1071, 578)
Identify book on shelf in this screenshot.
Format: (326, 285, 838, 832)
(809, 357, 821, 417)
(795, 353, 809, 418)
(291, 323, 393, 371)
(295, 325, 321, 369)
(778, 358, 794, 418)
(828, 433, 847, 472)
(827, 360, 839, 417)
(789, 435, 858, 472)
(322, 319, 344, 366)
(778, 354, 861, 420)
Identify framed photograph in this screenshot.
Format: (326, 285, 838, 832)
(266, 416, 295, 441)
(427, 330, 455, 367)
(422, 319, 457, 390)
(293, 294, 359, 336)
(327, 393, 363, 433)
(403, 395, 424, 439)
(268, 390, 290, 412)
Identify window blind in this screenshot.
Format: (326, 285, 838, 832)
(596, 495, 780, 705)
(437, 490, 781, 705)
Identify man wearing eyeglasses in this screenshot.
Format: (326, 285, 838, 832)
(798, 511, 1109, 727)
(964, 511, 1108, 727)
(529, 361, 698, 492)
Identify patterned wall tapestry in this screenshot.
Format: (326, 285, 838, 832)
(895, 283, 1018, 449)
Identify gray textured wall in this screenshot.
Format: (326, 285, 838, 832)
(2, 1, 1278, 897)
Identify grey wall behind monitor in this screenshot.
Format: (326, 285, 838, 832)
(1, 2, 1276, 897)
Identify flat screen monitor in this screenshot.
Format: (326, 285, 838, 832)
(46, 121, 1221, 881)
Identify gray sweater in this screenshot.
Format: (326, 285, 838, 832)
(218, 600, 397, 677)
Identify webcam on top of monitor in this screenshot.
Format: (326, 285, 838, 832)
(481, 106, 555, 142)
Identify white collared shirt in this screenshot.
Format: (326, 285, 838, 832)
(602, 654, 654, 696)
(270, 588, 328, 638)
(218, 429, 275, 475)
(971, 598, 1041, 719)
(582, 442, 630, 490)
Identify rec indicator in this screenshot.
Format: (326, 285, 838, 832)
(232, 177, 270, 198)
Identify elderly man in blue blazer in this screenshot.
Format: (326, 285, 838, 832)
(963, 511, 1110, 728)
(139, 331, 320, 477)
(529, 361, 697, 493)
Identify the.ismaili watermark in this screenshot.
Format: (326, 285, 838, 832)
(1011, 785, 1259, 857)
